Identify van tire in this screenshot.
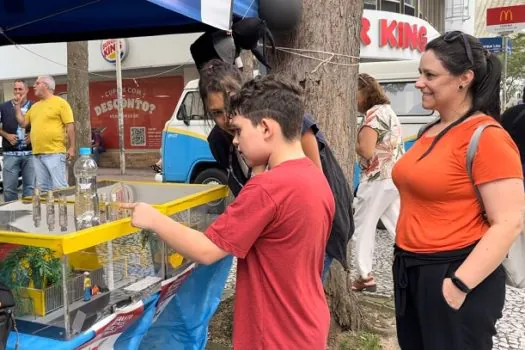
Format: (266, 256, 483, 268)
(193, 168, 228, 214)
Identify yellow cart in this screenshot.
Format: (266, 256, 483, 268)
(0, 180, 228, 348)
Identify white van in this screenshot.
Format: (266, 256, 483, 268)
(160, 60, 434, 189)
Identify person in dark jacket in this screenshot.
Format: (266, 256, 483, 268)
(0, 80, 34, 201)
(501, 92, 525, 177)
(198, 59, 354, 280)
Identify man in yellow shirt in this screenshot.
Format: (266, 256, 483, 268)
(15, 75, 75, 191)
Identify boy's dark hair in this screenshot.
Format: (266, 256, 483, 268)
(230, 74, 304, 141)
(198, 59, 243, 116)
(358, 73, 390, 112)
(418, 31, 502, 160)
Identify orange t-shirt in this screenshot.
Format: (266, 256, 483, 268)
(392, 115, 523, 253)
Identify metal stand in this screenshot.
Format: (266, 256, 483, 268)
(502, 34, 508, 110)
(61, 255, 71, 339)
(116, 39, 126, 175)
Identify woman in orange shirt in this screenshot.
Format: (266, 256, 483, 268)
(392, 31, 524, 349)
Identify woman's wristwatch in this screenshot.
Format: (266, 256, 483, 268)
(451, 272, 472, 294)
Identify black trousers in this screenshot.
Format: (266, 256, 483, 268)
(393, 247, 506, 350)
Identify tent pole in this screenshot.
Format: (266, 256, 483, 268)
(116, 39, 126, 175)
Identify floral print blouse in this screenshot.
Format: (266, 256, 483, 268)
(358, 104, 404, 183)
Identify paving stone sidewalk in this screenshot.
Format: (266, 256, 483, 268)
(354, 229, 525, 350)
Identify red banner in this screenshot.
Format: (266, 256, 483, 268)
(28, 76, 184, 150)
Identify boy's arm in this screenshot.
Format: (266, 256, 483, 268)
(122, 202, 228, 265)
(123, 182, 276, 263)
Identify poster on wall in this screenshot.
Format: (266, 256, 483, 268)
(29, 76, 184, 150)
(90, 76, 184, 150)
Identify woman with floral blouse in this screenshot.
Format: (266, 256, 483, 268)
(352, 73, 404, 292)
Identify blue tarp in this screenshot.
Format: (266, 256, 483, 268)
(0, 0, 258, 46)
(139, 257, 234, 350)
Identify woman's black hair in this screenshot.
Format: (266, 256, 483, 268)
(418, 31, 502, 160)
(198, 59, 244, 118)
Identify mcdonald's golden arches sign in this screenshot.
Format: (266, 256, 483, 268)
(486, 5, 525, 34)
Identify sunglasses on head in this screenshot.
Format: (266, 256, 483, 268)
(443, 31, 474, 67)
(358, 75, 369, 87)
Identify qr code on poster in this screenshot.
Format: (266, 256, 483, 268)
(130, 127, 146, 146)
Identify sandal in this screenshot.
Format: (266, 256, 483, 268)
(351, 276, 377, 292)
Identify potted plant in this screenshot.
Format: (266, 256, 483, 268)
(0, 247, 62, 316)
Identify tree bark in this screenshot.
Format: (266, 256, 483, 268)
(268, 0, 363, 330)
(66, 41, 90, 185)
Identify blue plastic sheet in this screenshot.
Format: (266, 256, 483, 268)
(115, 294, 160, 350)
(139, 256, 234, 350)
(7, 328, 95, 350)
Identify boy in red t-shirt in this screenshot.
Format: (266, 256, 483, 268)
(122, 75, 335, 349)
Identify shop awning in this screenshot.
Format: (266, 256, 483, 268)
(0, 0, 258, 46)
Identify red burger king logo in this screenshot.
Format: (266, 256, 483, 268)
(101, 39, 129, 64)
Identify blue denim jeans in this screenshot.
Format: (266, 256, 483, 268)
(3, 154, 35, 202)
(33, 153, 68, 191)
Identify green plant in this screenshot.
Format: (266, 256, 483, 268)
(338, 331, 381, 350)
(0, 247, 62, 290)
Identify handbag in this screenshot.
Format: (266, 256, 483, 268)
(466, 124, 525, 288)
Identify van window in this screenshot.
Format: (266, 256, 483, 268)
(381, 82, 433, 116)
(177, 91, 206, 120)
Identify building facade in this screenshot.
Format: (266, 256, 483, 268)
(0, 3, 446, 167)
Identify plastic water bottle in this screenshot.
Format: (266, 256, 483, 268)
(46, 191, 55, 231)
(58, 194, 68, 232)
(74, 147, 100, 229)
(32, 187, 41, 227)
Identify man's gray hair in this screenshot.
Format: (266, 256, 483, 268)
(38, 75, 56, 91)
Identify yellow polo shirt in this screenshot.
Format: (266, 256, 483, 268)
(26, 95, 74, 154)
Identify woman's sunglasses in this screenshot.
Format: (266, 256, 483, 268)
(443, 31, 474, 67)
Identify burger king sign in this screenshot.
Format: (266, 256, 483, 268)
(101, 39, 129, 64)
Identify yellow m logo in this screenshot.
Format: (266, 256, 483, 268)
(499, 10, 513, 22)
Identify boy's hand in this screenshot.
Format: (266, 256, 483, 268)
(120, 202, 160, 231)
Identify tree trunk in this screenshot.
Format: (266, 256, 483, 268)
(239, 50, 256, 80)
(67, 41, 90, 185)
(268, 0, 363, 330)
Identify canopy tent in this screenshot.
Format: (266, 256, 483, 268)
(0, 0, 258, 45)
(0, 0, 259, 174)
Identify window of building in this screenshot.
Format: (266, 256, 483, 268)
(404, 0, 416, 16)
(381, 82, 433, 116)
(364, 0, 377, 10)
(381, 0, 400, 13)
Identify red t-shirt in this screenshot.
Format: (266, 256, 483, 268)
(205, 157, 335, 349)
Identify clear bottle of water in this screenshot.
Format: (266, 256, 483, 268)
(46, 190, 55, 231)
(32, 187, 41, 227)
(74, 147, 100, 229)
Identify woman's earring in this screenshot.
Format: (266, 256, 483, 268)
(459, 85, 464, 90)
